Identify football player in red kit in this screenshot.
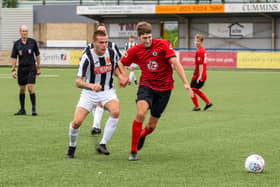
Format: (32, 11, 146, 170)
(191, 34, 213, 111)
(120, 21, 193, 161)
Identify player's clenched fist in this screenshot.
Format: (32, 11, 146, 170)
(88, 83, 102, 91)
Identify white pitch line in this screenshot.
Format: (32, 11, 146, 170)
(39, 74, 60, 78)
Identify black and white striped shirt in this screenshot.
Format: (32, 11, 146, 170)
(125, 42, 137, 51)
(83, 41, 122, 60)
(77, 47, 117, 92)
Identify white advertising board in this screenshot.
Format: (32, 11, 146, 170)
(40, 49, 70, 65)
(47, 40, 86, 48)
(225, 3, 280, 13)
(77, 5, 155, 15)
(209, 23, 253, 38)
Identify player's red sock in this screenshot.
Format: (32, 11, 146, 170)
(194, 88, 210, 104)
(191, 88, 200, 108)
(130, 120, 142, 153)
(140, 125, 154, 138)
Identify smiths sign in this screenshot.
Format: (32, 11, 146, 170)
(209, 23, 253, 38)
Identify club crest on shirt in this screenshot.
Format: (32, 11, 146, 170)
(124, 51, 128, 57)
(105, 57, 111, 65)
(147, 60, 158, 71)
(152, 51, 158, 56)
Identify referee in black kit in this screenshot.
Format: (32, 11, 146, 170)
(11, 25, 41, 116)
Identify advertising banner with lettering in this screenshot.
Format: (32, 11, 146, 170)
(109, 23, 137, 37)
(179, 51, 237, 68)
(40, 49, 70, 65)
(209, 23, 253, 38)
(155, 4, 224, 14)
(70, 49, 83, 65)
(237, 52, 280, 69)
(77, 5, 155, 15)
(225, 3, 280, 13)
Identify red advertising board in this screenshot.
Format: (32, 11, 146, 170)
(179, 51, 237, 68)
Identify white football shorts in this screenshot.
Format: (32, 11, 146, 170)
(77, 89, 118, 112)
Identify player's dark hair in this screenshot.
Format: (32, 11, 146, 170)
(93, 30, 107, 41)
(195, 34, 204, 42)
(136, 21, 152, 37)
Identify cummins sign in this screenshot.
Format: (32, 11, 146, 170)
(225, 3, 280, 13)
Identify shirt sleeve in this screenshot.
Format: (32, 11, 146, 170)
(77, 54, 89, 77)
(120, 47, 135, 66)
(163, 40, 176, 59)
(113, 43, 122, 59)
(33, 40, 40, 56)
(10, 42, 18, 58)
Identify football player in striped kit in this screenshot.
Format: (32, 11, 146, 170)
(88, 23, 122, 137)
(66, 30, 128, 158)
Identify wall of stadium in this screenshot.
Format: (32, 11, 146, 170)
(188, 16, 276, 49)
(33, 23, 94, 47)
(31, 16, 280, 50)
(97, 16, 280, 50)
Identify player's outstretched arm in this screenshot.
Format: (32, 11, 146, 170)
(75, 76, 102, 91)
(115, 61, 129, 88)
(169, 57, 194, 98)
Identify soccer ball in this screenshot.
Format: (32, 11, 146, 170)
(245, 154, 265, 173)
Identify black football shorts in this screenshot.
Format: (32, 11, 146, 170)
(136, 85, 172, 118)
(18, 66, 36, 85)
(191, 80, 205, 89)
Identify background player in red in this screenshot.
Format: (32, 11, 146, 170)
(191, 33, 213, 111)
(120, 21, 193, 161)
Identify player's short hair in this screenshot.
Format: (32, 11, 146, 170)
(93, 30, 107, 41)
(195, 33, 204, 42)
(20, 25, 28, 32)
(129, 35, 135, 39)
(136, 21, 152, 37)
(96, 23, 106, 30)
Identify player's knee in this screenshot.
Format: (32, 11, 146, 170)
(27, 87, 34, 93)
(19, 87, 25, 93)
(71, 120, 82, 128)
(136, 111, 146, 120)
(110, 108, 120, 118)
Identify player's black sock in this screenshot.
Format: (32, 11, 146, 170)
(30, 93, 36, 111)
(19, 93, 25, 110)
